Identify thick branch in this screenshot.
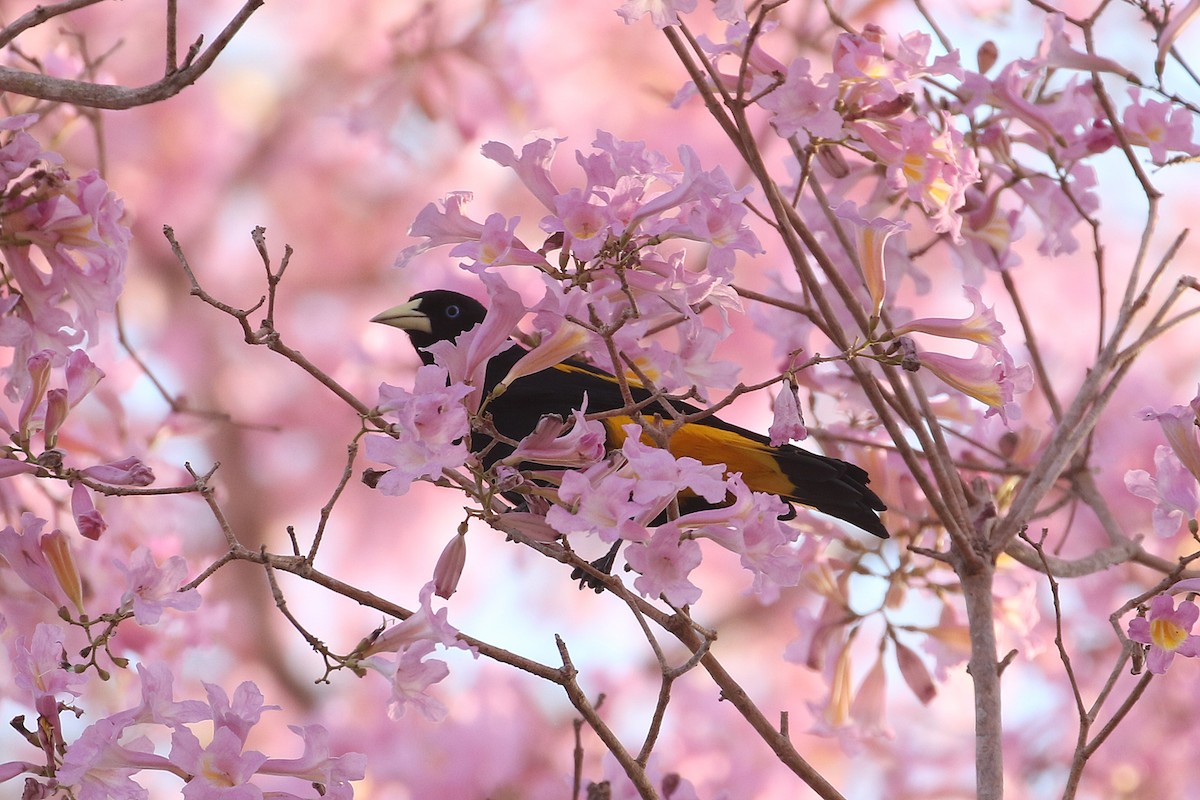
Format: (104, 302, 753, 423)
(958, 552, 1004, 800)
(0, 0, 264, 109)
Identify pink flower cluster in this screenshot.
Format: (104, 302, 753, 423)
(361, 581, 478, 722)
(0, 519, 367, 797)
(0, 114, 129, 395)
(42, 663, 366, 799)
(1127, 388, 1200, 538)
(399, 132, 754, 397)
(365, 364, 473, 496)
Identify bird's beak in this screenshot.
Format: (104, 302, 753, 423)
(370, 298, 431, 334)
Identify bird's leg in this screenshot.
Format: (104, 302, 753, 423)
(572, 539, 623, 593)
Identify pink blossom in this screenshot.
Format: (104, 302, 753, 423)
(831, 25, 905, 110)
(489, 510, 562, 543)
(425, 274, 526, 411)
(669, 323, 740, 398)
(1156, 0, 1200, 76)
(852, 117, 979, 241)
(1171, 577, 1200, 594)
(169, 725, 268, 799)
(808, 645, 854, 736)
(630, 145, 739, 230)
(364, 366, 472, 496)
(1123, 88, 1199, 164)
(1128, 594, 1200, 674)
(976, 62, 1064, 149)
(664, 193, 762, 276)
(4, 170, 129, 340)
(616, 0, 697, 28)
(769, 382, 807, 446)
(0, 761, 42, 788)
(621, 427, 728, 505)
(80, 456, 155, 486)
(1140, 394, 1200, 482)
(502, 402, 606, 467)
(894, 639, 937, 704)
(127, 662, 210, 726)
(956, 185, 1024, 278)
(832, 201, 910, 316)
(393, 192, 485, 269)
(891, 286, 1006, 355)
(0, 458, 38, 478)
(72, 482, 107, 541)
(541, 187, 615, 262)
(364, 640, 452, 722)
(66, 347, 105, 406)
(547, 463, 650, 544)
(0, 513, 71, 608)
(16, 349, 53, 440)
(832, 27, 960, 115)
(850, 652, 891, 739)
(12, 622, 86, 701)
(784, 602, 848, 672)
(1125, 445, 1200, 538)
(0, 113, 53, 180)
(57, 713, 175, 798)
(497, 318, 592, 390)
(1038, 13, 1137, 79)
(114, 546, 202, 625)
(257, 725, 367, 797)
(480, 136, 565, 211)
(546, 436, 724, 545)
(363, 581, 472, 656)
(759, 58, 843, 146)
(205, 680, 280, 746)
(42, 387, 68, 449)
(912, 344, 1032, 423)
(432, 531, 466, 599)
(727, 504, 805, 599)
(678, 475, 802, 600)
(447, 211, 548, 272)
(591, 130, 674, 182)
(1012, 165, 1098, 257)
(40, 528, 83, 615)
(625, 526, 704, 605)
(920, 605, 972, 681)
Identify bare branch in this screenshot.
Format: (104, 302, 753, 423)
(0, 0, 264, 109)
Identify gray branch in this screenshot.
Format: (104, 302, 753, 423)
(0, 0, 264, 110)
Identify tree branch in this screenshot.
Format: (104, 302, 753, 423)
(0, 0, 264, 109)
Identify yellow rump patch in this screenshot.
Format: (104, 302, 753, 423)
(601, 416, 794, 498)
(551, 362, 647, 390)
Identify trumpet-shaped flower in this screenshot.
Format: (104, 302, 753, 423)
(1125, 445, 1200, 538)
(1128, 594, 1200, 674)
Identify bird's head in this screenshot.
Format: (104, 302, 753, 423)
(371, 290, 488, 364)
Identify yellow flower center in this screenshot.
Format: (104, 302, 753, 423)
(1151, 617, 1188, 651)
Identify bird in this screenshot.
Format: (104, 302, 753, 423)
(371, 289, 889, 542)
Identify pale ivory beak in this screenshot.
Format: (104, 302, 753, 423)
(370, 298, 432, 333)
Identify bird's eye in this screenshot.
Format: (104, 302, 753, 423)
(445, 304, 461, 319)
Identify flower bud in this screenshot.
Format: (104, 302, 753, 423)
(41, 529, 84, 615)
(17, 350, 54, 444)
(80, 456, 154, 486)
(43, 388, 68, 450)
(433, 528, 467, 599)
(71, 482, 107, 541)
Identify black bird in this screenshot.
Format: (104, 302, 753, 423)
(371, 289, 888, 540)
